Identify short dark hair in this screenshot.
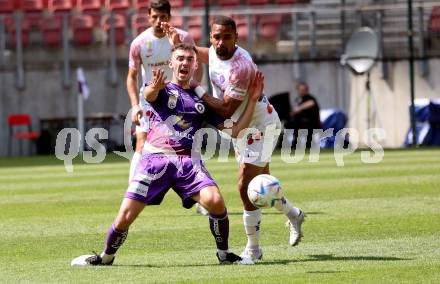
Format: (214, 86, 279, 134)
(212, 16, 236, 31)
(172, 43, 198, 54)
(148, 0, 171, 15)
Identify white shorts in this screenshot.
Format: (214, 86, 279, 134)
(233, 109, 282, 168)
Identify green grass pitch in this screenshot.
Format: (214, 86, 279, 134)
(1, 149, 439, 283)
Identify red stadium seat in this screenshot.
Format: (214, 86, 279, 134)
(430, 17, 440, 33)
(106, 0, 130, 14)
(20, 0, 44, 12)
(0, 0, 16, 14)
(102, 13, 126, 44)
(77, 0, 102, 26)
(6, 16, 31, 47)
(169, 0, 183, 9)
(217, 0, 241, 7)
(19, 0, 45, 27)
(40, 16, 62, 46)
(131, 12, 149, 36)
(189, 0, 213, 8)
(258, 14, 281, 40)
(170, 15, 182, 29)
(7, 114, 40, 156)
(275, 0, 296, 4)
(48, 0, 74, 14)
(232, 15, 250, 42)
(133, 0, 149, 13)
(246, 0, 269, 6)
(71, 14, 94, 45)
(187, 17, 201, 43)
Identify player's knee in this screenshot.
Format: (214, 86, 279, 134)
(208, 194, 225, 215)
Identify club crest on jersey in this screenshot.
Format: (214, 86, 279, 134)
(168, 90, 179, 109)
(195, 102, 205, 114)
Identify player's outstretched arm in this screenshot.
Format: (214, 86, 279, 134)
(143, 69, 167, 103)
(127, 68, 142, 125)
(161, 22, 209, 64)
(219, 71, 264, 138)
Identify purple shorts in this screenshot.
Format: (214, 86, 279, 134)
(125, 153, 217, 208)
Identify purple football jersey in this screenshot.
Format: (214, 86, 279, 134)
(146, 82, 224, 154)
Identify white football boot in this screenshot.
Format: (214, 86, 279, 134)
(287, 210, 305, 246)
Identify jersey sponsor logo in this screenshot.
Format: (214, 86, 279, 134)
(195, 102, 205, 114)
(146, 60, 171, 67)
(175, 114, 192, 129)
(167, 90, 179, 109)
(167, 129, 193, 139)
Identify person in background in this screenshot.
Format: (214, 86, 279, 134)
(285, 82, 321, 148)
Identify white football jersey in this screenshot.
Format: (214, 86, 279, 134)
(208, 45, 275, 128)
(129, 27, 194, 105)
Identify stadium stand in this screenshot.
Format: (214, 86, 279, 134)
(168, 0, 184, 9)
(276, 0, 297, 4)
(102, 12, 126, 45)
(20, 0, 45, 28)
(131, 12, 149, 36)
(187, 16, 202, 43)
(233, 15, 251, 42)
(246, 0, 270, 6)
(133, 0, 150, 13)
(71, 14, 94, 45)
(0, 0, 16, 14)
(217, 0, 241, 7)
(190, 0, 214, 8)
(48, 0, 74, 16)
(40, 16, 63, 46)
(106, 0, 131, 15)
(258, 14, 282, 41)
(77, 0, 103, 26)
(429, 6, 440, 34)
(5, 16, 31, 47)
(169, 15, 183, 29)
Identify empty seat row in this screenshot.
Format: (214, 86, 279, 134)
(1, 12, 284, 47)
(2, 13, 126, 46)
(0, 0, 300, 15)
(429, 6, 440, 33)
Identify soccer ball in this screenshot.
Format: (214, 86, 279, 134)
(247, 174, 284, 208)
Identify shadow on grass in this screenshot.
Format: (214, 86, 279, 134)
(227, 211, 324, 216)
(113, 253, 408, 268)
(307, 254, 409, 262)
(234, 254, 409, 267)
(307, 270, 343, 274)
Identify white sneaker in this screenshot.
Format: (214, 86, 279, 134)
(240, 247, 263, 262)
(71, 252, 114, 267)
(287, 210, 305, 246)
(195, 203, 209, 216)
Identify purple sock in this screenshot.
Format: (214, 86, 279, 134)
(104, 224, 128, 255)
(209, 210, 229, 251)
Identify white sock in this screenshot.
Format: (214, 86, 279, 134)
(243, 209, 262, 249)
(100, 252, 114, 264)
(128, 152, 141, 184)
(274, 197, 300, 222)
